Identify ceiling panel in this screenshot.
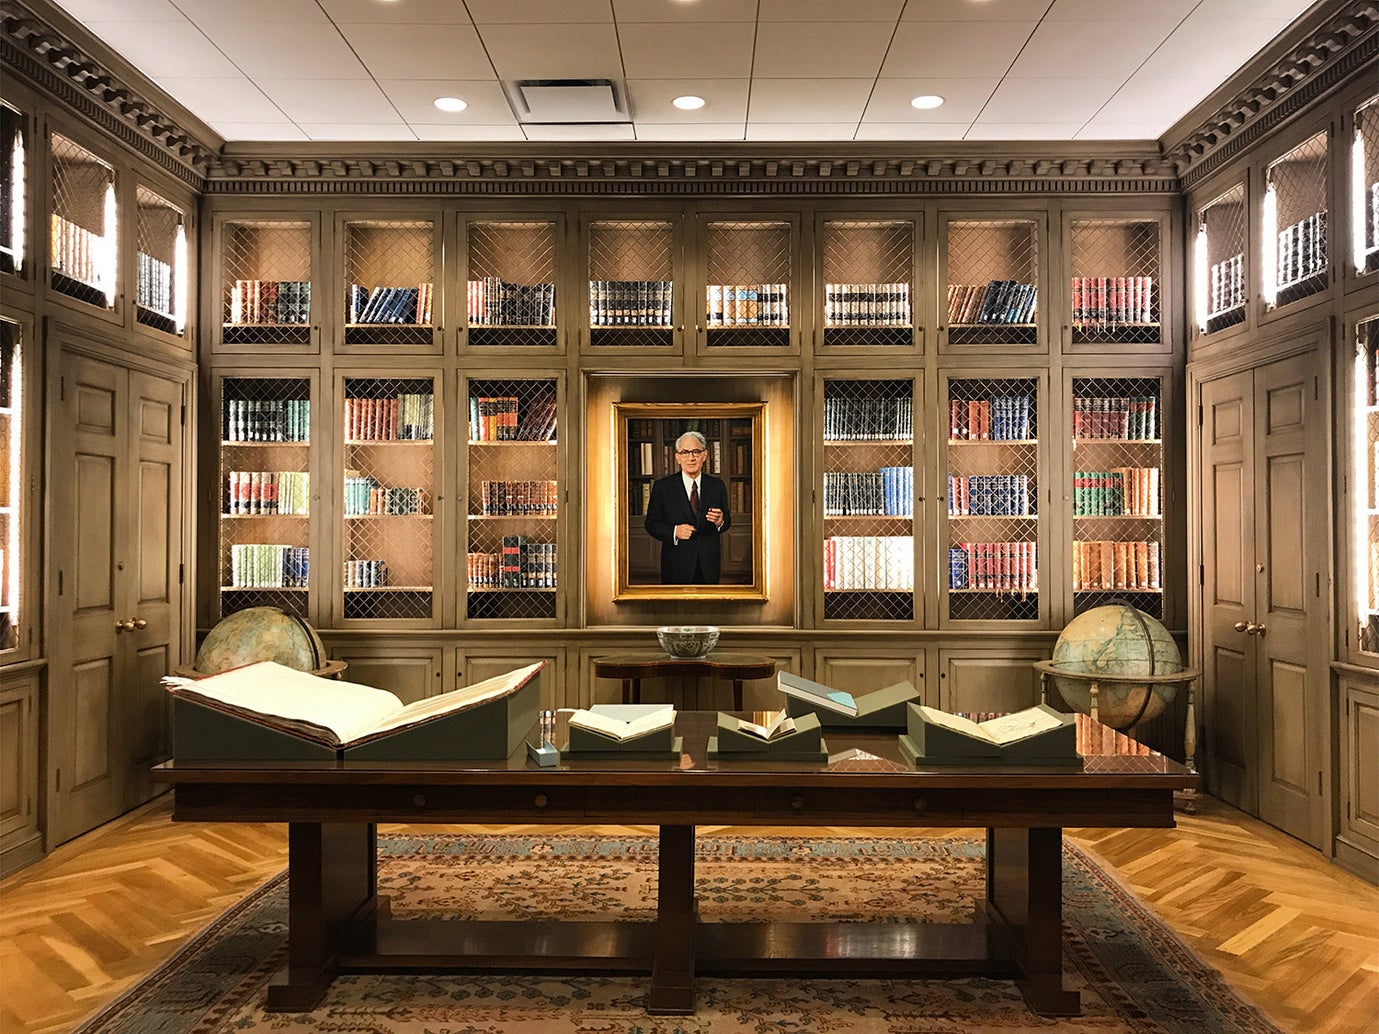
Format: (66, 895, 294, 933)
(981, 77, 1126, 123)
(54, 0, 183, 21)
(1008, 19, 1182, 78)
(153, 77, 284, 123)
(882, 21, 1040, 78)
(412, 123, 527, 141)
(78, 21, 240, 78)
(634, 123, 749, 141)
(863, 78, 999, 124)
(196, 22, 369, 80)
(759, 0, 904, 20)
(618, 24, 755, 79)
(377, 80, 516, 124)
(965, 122, 1090, 140)
(748, 79, 875, 124)
(856, 122, 970, 140)
(255, 79, 401, 123)
(297, 123, 418, 140)
(173, 0, 330, 22)
(901, 0, 1054, 21)
(626, 79, 751, 123)
(1046, 0, 1198, 21)
(336, 23, 492, 80)
(208, 121, 308, 140)
(1095, 72, 1223, 124)
(464, 0, 613, 23)
(477, 24, 624, 81)
(746, 122, 863, 141)
(615, 0, 758, 22)
(523, 123, 636, 141)
(752, 22, 897, 79)
(318, 0, 478, 22)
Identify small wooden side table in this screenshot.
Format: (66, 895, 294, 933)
(592, 652, 777, 711)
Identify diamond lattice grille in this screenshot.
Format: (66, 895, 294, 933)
(1071, 376, 1164, 619)
(135, 186, 182, 334)
(946, 377, 1039, 621)
(1070, 220, 1160, 346)
(467, 378, 559, 620)
(822, 378, 915, 621)
(945, 220, 1038, 346)
(342, 376, 435, 620)
(704, 221, 790, 346)
(1268, 131, 1329, 306)
(221, 221, 311, 345)
(220, 377, 312, 620)
(344, 220, 434, 346)
(468, 221, 558, 346)
(588, 220, 674, 334)
(1358, 96, 1379, 273)
(1201, 183, 1247, 333)
(822, 220, 913, 346)
(49, 133, 113, 306)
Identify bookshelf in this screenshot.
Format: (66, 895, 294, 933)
(944, 375, 1041, 623)
(586, 217, 678, 348)
(819, 218, 916, 348)
(218, 376, 313, 620)
(1265, 131, 1329, 309)
(342, 217, 437, 348)
(465, 377, 559, 621)
(219, 218, 313, 347)
(821, 378, 916, 622)
(0, 102, 24, 278)
(1069, 376, 1165, 619)
(1355, 95, 1379, 277)
(1196, 183, 1248, 336)
(1067, 217, 1162, 350)
(1357, 318, 1379, 655)
(942, 217, 1039, 348)
(465, 218, 560, 348)
(134, 185, 186, 338)
(48, 132, 115, 309)
(700, 218, 794, 350)
(339, 375, 436, 622)
(0, 319, 21, 654)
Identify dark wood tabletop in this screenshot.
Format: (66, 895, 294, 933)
(591, 653, 777, 709)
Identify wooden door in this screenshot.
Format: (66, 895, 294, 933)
(1199, 351, 1323, 847)
(49, 350, 186, 845)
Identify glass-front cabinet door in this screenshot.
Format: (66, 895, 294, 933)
(818, 215, 918, 351)
(340, 214, 439, 351)
(134, 185, 189, 341)
(216, 215, 315, 350)
(49, 132, 116, 311)
(585, 216, 681, 349)
(1, 102, 27, 282)
(696, 215, 797, 354)
(1194, 183, 1248, 338)
(1263, 131, 1329, 312)
(337, 373, 439, 624)
(940, 214, 1042, 352)
(0, 318, 24, 658)
(463, 217, 562, 349)
(1355, 316, 1379, 658)
(1065, 214, 1166, 354)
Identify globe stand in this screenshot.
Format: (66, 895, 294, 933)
(1033, 661, 1201, 812)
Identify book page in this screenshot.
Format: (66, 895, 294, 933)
(569, 704, 674, 741)
(916, 706, 992, 743)
(366, 661, 544, 738)
(979, 707, 1065, 745)
(163, 661, 403, 747)
(736, 710, 795, 740)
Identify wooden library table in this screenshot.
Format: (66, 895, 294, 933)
(155, 711, 1195, 1018)
(592, 651, 776, 709)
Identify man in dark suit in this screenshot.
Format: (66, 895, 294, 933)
(644, 430, 731, 584)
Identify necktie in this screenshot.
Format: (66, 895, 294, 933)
(690, 480, 699, 518)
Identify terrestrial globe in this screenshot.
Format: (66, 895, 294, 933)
(193, 606, 333, 674)
(1048, 603, 1182, 729)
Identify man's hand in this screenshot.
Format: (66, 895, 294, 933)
(675, 523, 697, 541)
(705, 507, 724, 528)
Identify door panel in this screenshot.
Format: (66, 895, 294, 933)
(71, 658, 113, 789)
(1268, 659, 1308, 793)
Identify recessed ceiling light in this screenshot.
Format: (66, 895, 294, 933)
(673, 95, 706, 111)
(911, 95, 945, 110)
(433, 96, 468, 113)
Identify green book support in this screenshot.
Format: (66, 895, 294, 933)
(709, 711, 828, 762)
(782, 677, 919, 730)
(897, 702, 1080, 766)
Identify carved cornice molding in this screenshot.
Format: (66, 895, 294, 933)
(1166, 0, 1379, 191)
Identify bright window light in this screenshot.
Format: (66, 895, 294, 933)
(1354, 341, 1370, 645)
(1353, 128, 1367, 273)
(433, 97, 468, 113)
(100, 180, 116, 308)
(1261, 181, 1278, 308)
(673, 95, 706, 111)
(910, 95, 945, 110)
(1194, 224, 1209, 332)
(10, 128, 24, 272)
(5, 333, 19, 632)
(173, 222, 188, 332)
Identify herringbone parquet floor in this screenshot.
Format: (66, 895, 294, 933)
(0, 794, 1374, 1034)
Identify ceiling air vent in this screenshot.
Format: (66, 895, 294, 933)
(510, 79, 628, 125)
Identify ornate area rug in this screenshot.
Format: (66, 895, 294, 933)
(77, 834, 1280, 1034)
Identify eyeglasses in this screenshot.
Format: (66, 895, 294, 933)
(675, 449, 706, 457)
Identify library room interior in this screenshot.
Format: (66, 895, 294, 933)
(2, 0, 1378, 1031)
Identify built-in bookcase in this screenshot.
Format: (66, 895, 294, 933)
(1265, 131, 1329, 309)
(1069, 376, 1164, 619)
(1196, 182, 1248, 335)
(48, 132, 114, 309)
(1355, 95, 1379, 277)
(0, 319, 22, 654)
(220, 219, 313, 347)
(465, 378, 559, 621)
(0, 103, 25, 277)
(1067, 218, 1162, 350)
(465, 219, 559, 348)
(1356, 317, 1379, 655)
(342, 217, 436, 348)
(700, 218, 793, 349)
(821, 378, 916, 622)
(586, 218, 677, 347)
(218, 376, 312, 620)
(134, 186, 186, 338)
(339, 375, 437, 622)
(942, 217, 1039, 348)
(944, 375, 1040, 623)
(819, 218, 916, 348)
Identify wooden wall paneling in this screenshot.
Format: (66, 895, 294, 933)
(1337, 671, 1379, 879)
(936, 644, 1046, 714)
(0, 664, 42, 874)
(324, 642, 445, 705)
(455, 646, 565, 712)
(812, 646, 926, 704)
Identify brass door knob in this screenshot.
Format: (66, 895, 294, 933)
(132, 617, 147, 630)
(1233, 621, 1249, 632)
(116, 618, 136, 633)
(1246, 622, 1266, 636)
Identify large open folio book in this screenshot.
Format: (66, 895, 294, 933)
(165, 660, 544, 762)
(778, 671, 918, 729)
(563, 704, 680, 758)
(899, 703, 1079, 766)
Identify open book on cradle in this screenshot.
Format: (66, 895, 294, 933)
(898, 703, 1079, 766)
(165, 660, 543, 762)
(563, 704, 680, 758)
(709, 710, 827, 761)
(778, 671, 919, 729)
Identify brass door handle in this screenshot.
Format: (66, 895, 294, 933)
(1234, 621, 1249, 632)
(1246, 622, 1266, 636)
(132, 617, 147, 630)
(116, 618, 136, 633)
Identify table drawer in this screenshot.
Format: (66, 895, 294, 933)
(752, 787, 957, 824)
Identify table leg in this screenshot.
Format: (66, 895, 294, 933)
(266, 822, 377, 1011)
(984, 827, 1080, 1017)
(621, 678, 633, 705)
(648, 824, 697, 1014)
(731, 679, 743, 711)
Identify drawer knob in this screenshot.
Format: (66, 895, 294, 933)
(533, 793, 549, 809)
(912, 796, 927, 813)
(412, 793, 426, 808)
(790, 794, 805, 810)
